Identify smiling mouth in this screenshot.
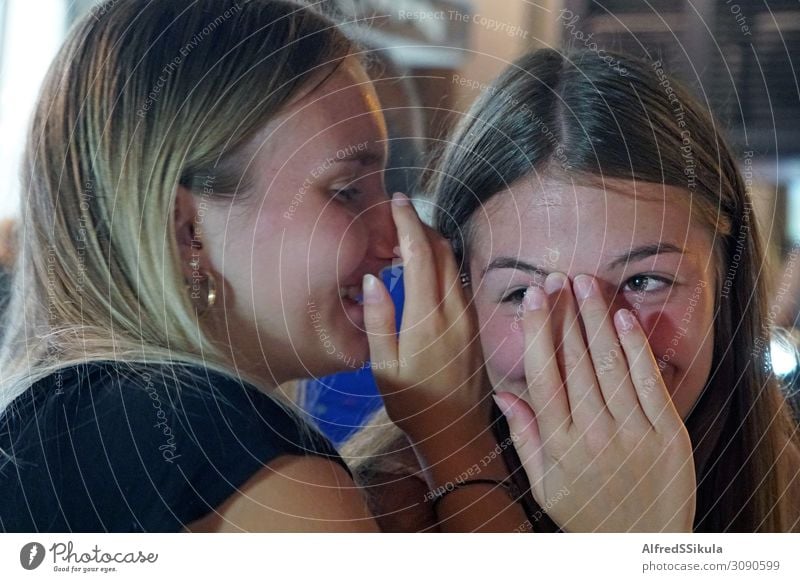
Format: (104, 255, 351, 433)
(339, 284, 364, 306)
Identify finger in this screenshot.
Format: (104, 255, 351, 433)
(391, 193, 439, 326)
(362, 273, 399, 377)
(422, 223, 466, 315)
(521, 285, 571, 440)
(424, 226, 468, 321)
(493, 391, 545, 487)
(544, 273, 606, 428)
(573, 274, 648, 426)
(614, 309, 679, 431)
(411, 197, 461, 299)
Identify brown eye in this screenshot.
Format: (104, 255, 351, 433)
(502, 288, 528, 303)
(628, 275, 651, 292)
(623, 274, 670, 294)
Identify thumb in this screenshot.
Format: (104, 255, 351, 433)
(362, 274, 399, 382)
(493, 391, 544, 481)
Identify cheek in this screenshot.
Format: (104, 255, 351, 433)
(306, 206, 368, 279)
(477, 307, 527, 383)
(638, 310, 683, 382)
(202, 208, 280, 299)
(637, 297, 715, 416)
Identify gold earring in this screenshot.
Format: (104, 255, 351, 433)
(203, 271, 217, 313)
(186, 266, 217, 316)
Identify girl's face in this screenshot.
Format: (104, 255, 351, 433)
(198, 58, 396, 383)
(468, 177, 717, 418)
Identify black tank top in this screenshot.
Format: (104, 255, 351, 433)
(0, 360, 348, 532)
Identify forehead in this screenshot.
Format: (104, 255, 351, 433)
(469, 177, 712, 271)
(287, 58, 386, 138)
(253, 58, 388, 165)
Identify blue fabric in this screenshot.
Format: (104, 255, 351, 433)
(302, 266, 404, 446)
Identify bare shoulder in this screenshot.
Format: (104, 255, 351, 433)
(185, 455, 379, 532)
(342, 421, 437, 531)
(360, 469, 437, 532)
(352, 445, 438, 532)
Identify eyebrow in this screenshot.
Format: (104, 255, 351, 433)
(607, 242, 686, 269)
(331, 149, 386, 166)
(483, 242, 686, 277)
(482, 258, 549, 278)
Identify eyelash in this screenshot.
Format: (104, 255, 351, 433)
(501, 288, 530, 303)
(622, 274, 673, 294)
(500, 275, 674, 303)
(331, 188, 360, 202)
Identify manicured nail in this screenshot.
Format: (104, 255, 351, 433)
(573, 275, 596, 301)
(615, 308, 635, 332)
(544, 272, 566, 295)
(392, 192, 411, 206)
(493, 394, 515, 421)
(523, 286, 545, 311)
(362, 274, 382, 304)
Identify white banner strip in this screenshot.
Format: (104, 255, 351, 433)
(1, 533, 798, 581)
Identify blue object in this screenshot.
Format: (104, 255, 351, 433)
(301, 265, 404, 445)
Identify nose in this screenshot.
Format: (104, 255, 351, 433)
(364, 197, 397, 272)
(579, 276, 629, 316)
(599, 284, 639, 323)
(608, 294, 630, 317)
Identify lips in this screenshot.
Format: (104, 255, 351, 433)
(339, 281, 366, 330)
(339, 283, 363, 305)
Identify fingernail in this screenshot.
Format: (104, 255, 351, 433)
(392, 192, 411, 206)
(362, 274, 382, 304)
(493, 393, 515, 421)
(615, 308, 634, 332)
(544, 272, 566, 295)
(523, 286, 544, 311)
(573, 275, 596, 301)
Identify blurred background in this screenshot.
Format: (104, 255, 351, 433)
(1, 0, 799, 440)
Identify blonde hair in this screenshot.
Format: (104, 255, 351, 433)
(0, 219, 17, 269)
(0, 0, 353, 416)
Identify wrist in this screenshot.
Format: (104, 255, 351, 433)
(429, 477, 522, 513)
(411, 427, 515, 492)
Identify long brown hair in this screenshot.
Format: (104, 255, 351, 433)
(346, 48, 799, 532)
(429, 48, 799, 532)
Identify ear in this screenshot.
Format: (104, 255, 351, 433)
(174, 186, 205, 282)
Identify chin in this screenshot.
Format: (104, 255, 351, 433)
(330, 331, 371, 372)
